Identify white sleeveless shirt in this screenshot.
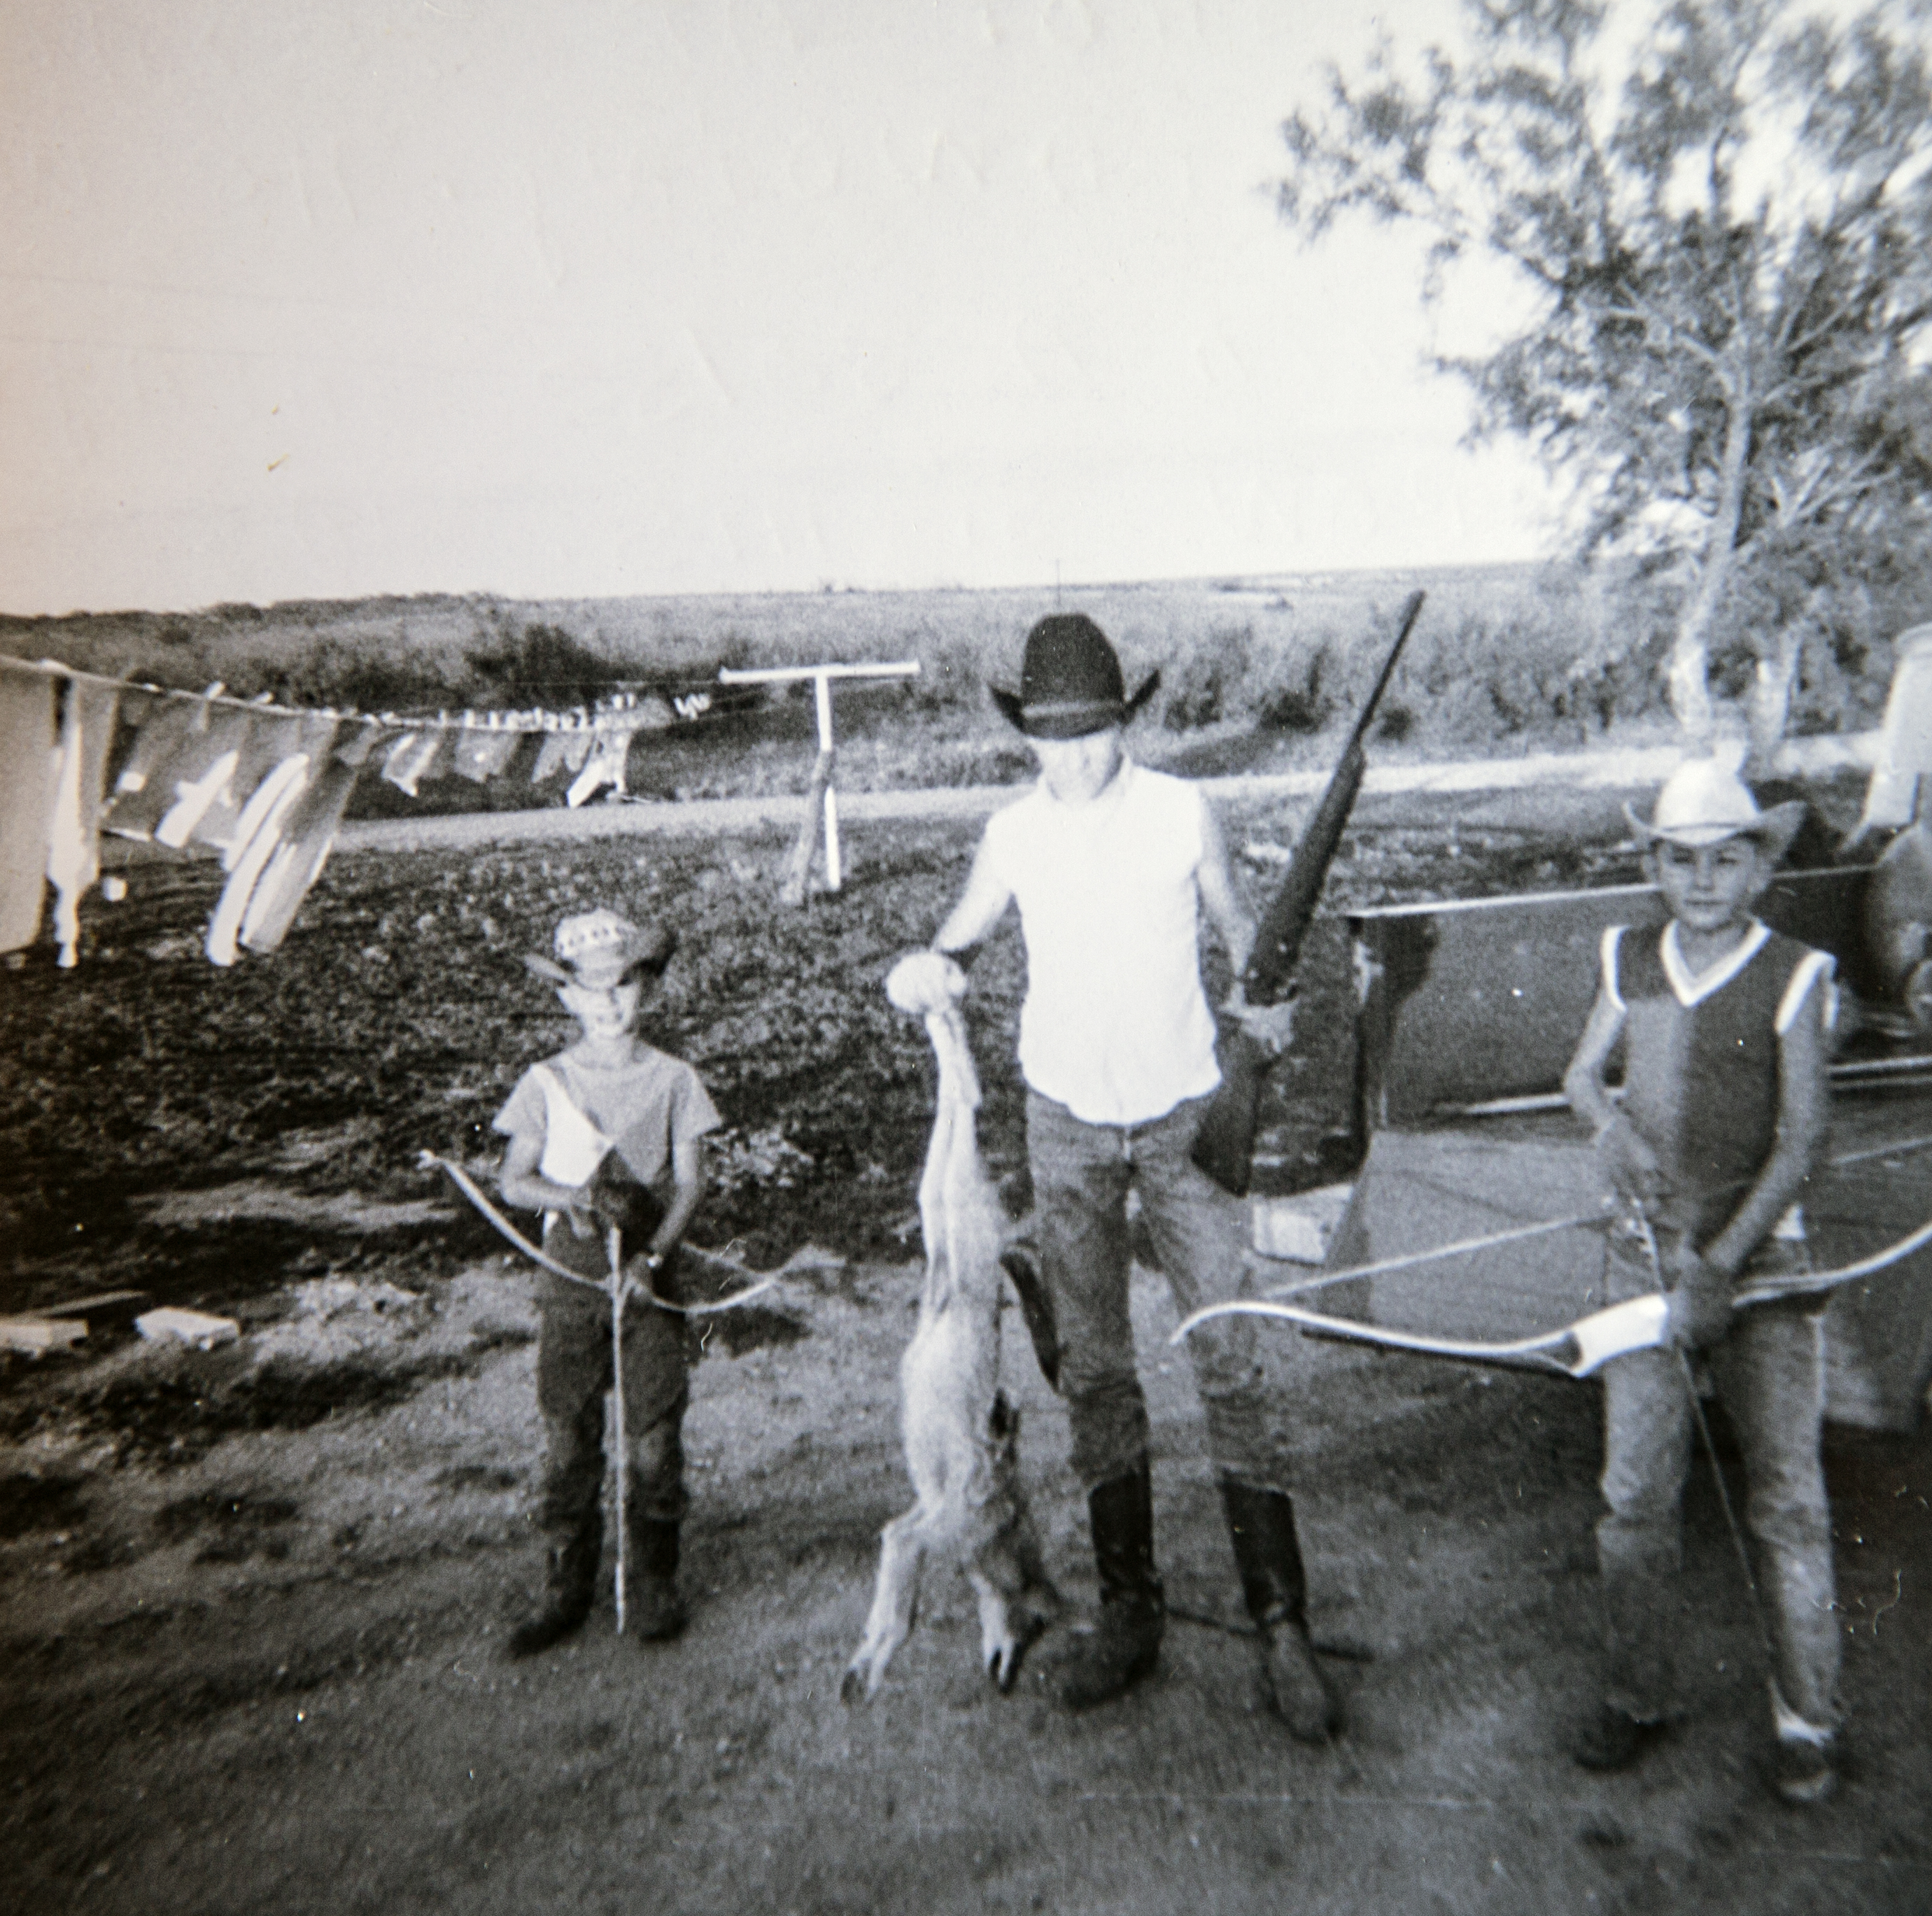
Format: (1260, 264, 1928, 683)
(982, 758, 1221, 1126)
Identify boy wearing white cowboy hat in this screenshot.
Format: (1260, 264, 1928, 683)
(1563, 759, 1842, 1802)
(493, 907, 721, 1655)
(899, 612, 1339, 1739)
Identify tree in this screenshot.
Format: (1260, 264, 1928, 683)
(1279, 0, 1932, 746)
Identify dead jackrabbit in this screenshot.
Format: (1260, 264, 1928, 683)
(842, 952, 1058, 1702)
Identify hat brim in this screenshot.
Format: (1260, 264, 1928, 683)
(1624, 798, 1809, 861)
(991, 670, 1161, 738)
(523, 927, 677, 988)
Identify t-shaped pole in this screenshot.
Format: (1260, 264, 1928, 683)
(718, 661, 919, 903)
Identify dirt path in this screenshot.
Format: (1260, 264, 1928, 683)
(323, 731, 1879, 859)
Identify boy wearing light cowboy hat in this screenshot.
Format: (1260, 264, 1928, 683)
(901, 613, 1339, 1738)
(494, 907, 721, 1655)
(1563, 759, 1842, 1802)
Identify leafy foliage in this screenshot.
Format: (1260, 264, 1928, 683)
(1279, 0, 1932, 740)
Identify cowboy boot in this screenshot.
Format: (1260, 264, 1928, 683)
(1060, 1456, 1164, 1710)
(628, 1514, 689, 1642)
(1220, 1479, 1341, 1742)
(508, 1507, 603, 1659)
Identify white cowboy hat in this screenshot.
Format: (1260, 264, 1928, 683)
(1624, 759, 1808, 857)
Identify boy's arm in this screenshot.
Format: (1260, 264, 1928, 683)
(1197, 799, 1297, 1050)
(1195, 800, 1257, 975)
(1563, 985, 1664, 1206)
(499, 1133, 598, 1237)
(644, 1139, 707, 1266)
(931, 832, 1013, 959)
(893, 833, 1012, 1005)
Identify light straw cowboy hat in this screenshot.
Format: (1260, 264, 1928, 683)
(523, 907, 676, 988)
(1623, 759, 1809, 859)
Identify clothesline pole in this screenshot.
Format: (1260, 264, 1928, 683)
(718, 661, 919, 906)
(814, 672, 841, 891)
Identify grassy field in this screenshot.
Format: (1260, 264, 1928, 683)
(0, 563, 1714, 815)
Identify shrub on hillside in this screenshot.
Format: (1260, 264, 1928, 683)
(467, 620, 619, 707)
(255, 639, 460, 714)
(1162, 624, 1254, 731)
(1255, 637, 1334, 733)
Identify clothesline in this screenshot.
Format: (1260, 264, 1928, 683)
(1, 647, 931, 973)
(0, 651, 660, 735)
(0, 653, 725, 974)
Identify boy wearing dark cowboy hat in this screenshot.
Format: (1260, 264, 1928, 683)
(1563, 760, 1841, 1803)
(494, 907, 721, 1655)
(899, 612, 1339, 1739)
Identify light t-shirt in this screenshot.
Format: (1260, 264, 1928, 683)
(981, 757, 1221, 1127)
(493, 1044, 721, 1202)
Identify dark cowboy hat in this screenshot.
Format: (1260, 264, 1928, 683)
(989, 614, 1161, 739)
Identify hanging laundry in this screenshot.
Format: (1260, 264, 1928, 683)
(204, 735, 322, 967)
(0, 662, 59, 952)
(565, 723, 638, 808)
(530, 724, 576, 783)
(3, 651, 737, 971)
(239, 720, 383, 957)
(153, 703, 257, 849)
(560, 724, 595, 775)
(451, 715, 521, 782)
(104, 691, 223, 841)
(184, 705, 302, 854)
(381, 728, 444, 797)
(45, 672, 122, 968)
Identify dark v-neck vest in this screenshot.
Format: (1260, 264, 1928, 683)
(1605, 920, 1831, 1247)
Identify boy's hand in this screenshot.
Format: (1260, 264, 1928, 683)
(1595, 1114, 1666, 1206)
(1664, 1246, 1733, 1351)
(1225, 982, 1297, 1054)
(887, 949, 967, 1015)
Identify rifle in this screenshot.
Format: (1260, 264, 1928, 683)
(1190, 589, 1427, 1196)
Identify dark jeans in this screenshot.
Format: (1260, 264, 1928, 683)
(1027, 1089, 1297, 1493)
(533, 1217, 693, 1530)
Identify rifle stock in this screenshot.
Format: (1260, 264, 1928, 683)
(1190, 589, 1425, 1196)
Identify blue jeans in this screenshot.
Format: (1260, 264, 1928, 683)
(1027, 1090, 1295, 1494)
(1596, 1221, 1840, 1734)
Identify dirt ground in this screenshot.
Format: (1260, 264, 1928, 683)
(3, 783, 1929, 1914)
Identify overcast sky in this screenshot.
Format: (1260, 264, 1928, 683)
(1, 0, 1556, 617)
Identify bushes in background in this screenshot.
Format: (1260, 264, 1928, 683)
(8, 559, 1927, 800)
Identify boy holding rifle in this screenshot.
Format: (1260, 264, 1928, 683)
(899, 613, 1335, 1735)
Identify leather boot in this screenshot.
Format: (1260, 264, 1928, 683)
(508, 1509, 603, 1659)
(628, 1516, 688, 1642)
(1220, 1479, 1341, 1742)
(1060, 1456, 1164, 1710)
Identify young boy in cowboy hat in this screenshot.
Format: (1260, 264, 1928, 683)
(494, 907, 721, 1655)
(1563, 759, 1841, 1803)
(898, 612, 1338, 1738)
